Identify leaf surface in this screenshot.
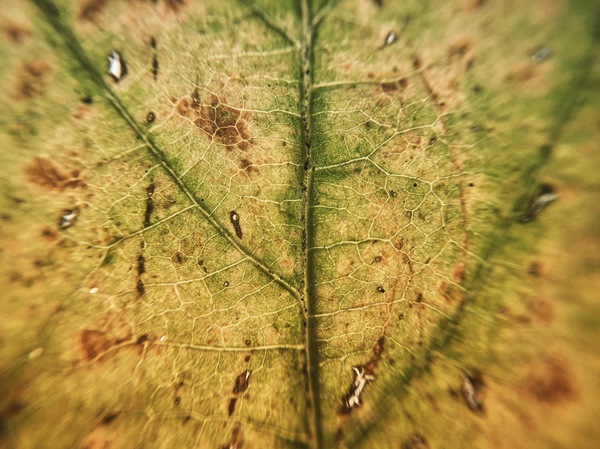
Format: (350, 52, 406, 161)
(1, 1, 599, 448)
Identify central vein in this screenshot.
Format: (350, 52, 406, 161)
(298, 0, 321, 448)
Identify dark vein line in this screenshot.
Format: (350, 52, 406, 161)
(298, 0, 322, 448)
(31, 0, 300, 303)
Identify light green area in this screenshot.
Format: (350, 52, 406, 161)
(0, 0, 599, 448)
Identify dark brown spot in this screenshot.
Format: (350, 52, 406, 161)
(136, 279, 145, 297)
(377, 286, 385, 293)
(381, 81, 398, 93)
(137, 255, 145, 275)
(101, 412, 118, 425)
(174, 396, 181, 406)
(244, 355, 251, 362)
(528, 261, 543, 277)
(227, 397, 237, 416)
(143, 183, 155, 227)
(78, 0, 108, 21)
(80, 95, 93, 104)
(399, 78, 408, 89)
(448, 38, 473, 59)
(229, 210, 243, 239)
(373, 255, 382, 262)
(245, 339, 251, 346)
(240, 158, 258, 173)
(135, 334, 150, 345)
(79, 329, 112, 361)
(146, 111, 155, 123)
(232, 370, 251, 394)
(171, 251, 186, 264)
(26, 157, 83, 191)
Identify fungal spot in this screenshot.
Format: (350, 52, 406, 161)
(146, 111, 155, 123)
(176, 93, 252, 150)
(107, 50, 126, 82)
(58, 207, 79, 230)
(223, 280, 230, 287)
(79, 329, 112, 361)
(377, 285, 385, 293)
(531, 47, 551, 63)
(229, 211, 243, 239)
(389, 190, 397, 198)
(468, 182, 475, 187)
(460, 371, 485, 414)
(26, 157, 83, 191)
(172, 251, 186, 264)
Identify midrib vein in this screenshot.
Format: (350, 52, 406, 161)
(298, 1, 322, 448)
(31, 0, 300, 302)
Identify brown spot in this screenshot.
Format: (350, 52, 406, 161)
(137, 254, 145, 275)
(529, 298, 555, 324)
(526, 355, 576, 405)
(176, 94, 252, 150)
(101, 412, 118, 425)
(227, 397, 237, 416)
(78, 0, 108, 21)
(41, 227, 59, 241)
(448, 38, 473, 59)
(2, 22, 30, 44)
(528, 261, 543, 277)
(453, 262, 466, 282)
(229, 210, 243, 239)
(381, 81, 398, 93)
(164, 0, 186, 12)
(79, 330, 112, 361)
(136, 279, 145, 297)
(26, 157, 83, 191)
(398, 78, 409, 89)
(232, 370, 251, 394)
(239, 158, 258, 173)
(171, 251, 186, 264)
(16, 61, 51, 99)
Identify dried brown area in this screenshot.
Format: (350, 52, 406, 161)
(79, 330, 113, 361)
(15, 61, 51, 99)
(78, 313, 136, 361)
(2, 22, 30, 44)
(77, 0, 108, 22)
(525, 355, 577, 405)
(176, 94, 252, 150)
(228, 370, 251, 416)
(26, 157, 83, 191)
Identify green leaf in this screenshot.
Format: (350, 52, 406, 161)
(1, 0, 599, 448)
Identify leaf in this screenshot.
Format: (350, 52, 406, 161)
(1, 0, 599, 448)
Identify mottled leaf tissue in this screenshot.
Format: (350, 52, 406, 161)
(0, 0, 599, 448)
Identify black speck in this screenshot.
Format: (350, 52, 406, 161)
(377, 286, 385, 293)
(80, 95, 93, 104)
(146, 111, 155, 123)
